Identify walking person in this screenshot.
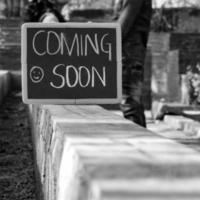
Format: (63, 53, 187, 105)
(114, 0, 152, 127)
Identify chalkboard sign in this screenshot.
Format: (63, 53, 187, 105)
(22, 23, 122, 104)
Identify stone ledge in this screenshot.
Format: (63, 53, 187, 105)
(10, 70, 21, 90)
(0, 70, 11, 105)
(164, 115, 200, 138)
(152, 101, 200, 120)
(29, 104, 200, 200)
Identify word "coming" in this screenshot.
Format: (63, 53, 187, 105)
(32, 31, 113, 61)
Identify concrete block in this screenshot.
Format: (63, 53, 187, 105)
(183, 110, 200, 121)
(29, 104, 200, 200)
(0, 28, 20, 45)
(89, 179, 200, 200)
(164, 115, 200, 137)
(10, 70, 21, 90)
(166, 50, 181, 102)
(152, 101, 200, 120)
(164, 114, 193, 131)
(56, 122, 200, 200)
(148, 32, 170, 53)
(151, 50, 180, 102)
(151, 52, 168, 99)
(0, 70, 11, 105)
(0, 46, 21, 70)
(147, 121, 193, 140)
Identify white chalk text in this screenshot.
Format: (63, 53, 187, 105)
(50, 64, 106, 89)
(32, 30, 112, 61)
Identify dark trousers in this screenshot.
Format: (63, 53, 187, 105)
(120, 32, 147, 127)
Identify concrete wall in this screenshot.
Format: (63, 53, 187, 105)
(151, 50, 180, 102)
(148, 32, 200, 102)
(148, 33, 181, 102)
(149, 32, 200, 74)
(142, 47, 152, 109)
(0, 70, 21, 105)
(0, 70, 11, 105)
(30, 104, 200, 200)
(0, 27, 21, 70)
(0, 46, 21, 70)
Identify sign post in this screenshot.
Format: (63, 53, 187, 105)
(22, 22, 122, 104)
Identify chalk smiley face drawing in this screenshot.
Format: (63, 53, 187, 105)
(30, 66, 44, 83)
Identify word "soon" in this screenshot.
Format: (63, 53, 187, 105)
(50, 64, 106, 89)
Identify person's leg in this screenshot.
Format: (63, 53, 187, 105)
(120, 62, 146, 127)
(120, 32, 147, 127)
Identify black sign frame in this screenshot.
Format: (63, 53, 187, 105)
(22, 22, 122, 104)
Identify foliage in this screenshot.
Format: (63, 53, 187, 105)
(185, 64, 200, 105)
(151, 8, 173, 32)
(151, 0, 200, 32)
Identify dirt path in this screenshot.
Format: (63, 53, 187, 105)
(0, 91, 36, 200)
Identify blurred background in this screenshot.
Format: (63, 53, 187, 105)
(1, 1, 200, 199)
(1, 0, 200, 111)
